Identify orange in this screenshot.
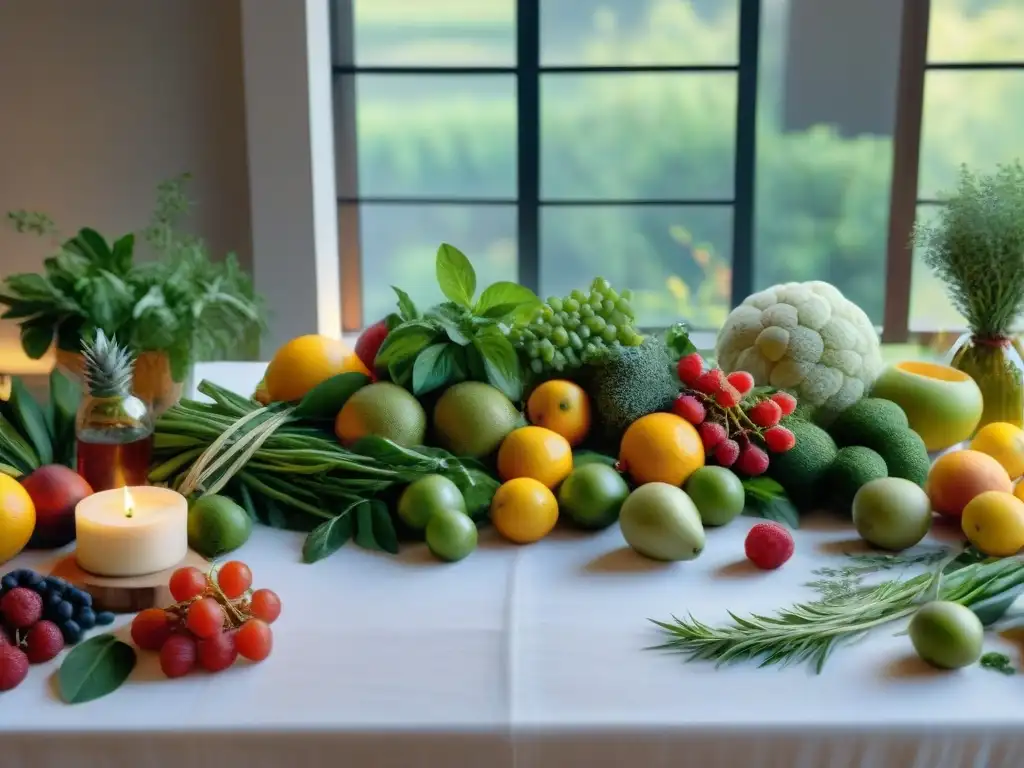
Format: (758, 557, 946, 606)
(619, 412, 704, 487)
(970, 422, 1024, 479)
(490, 477, 559, 544)
(0, 474, 35, 565)
(526, 380, 591, 446)
(496, 426, 573, 488)
(927, 449, 1012, 518)
(263, 334, 370, 403)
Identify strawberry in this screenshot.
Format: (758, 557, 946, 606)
(0, 588, 42, 629)
(0, 646, 28, 691)
(745, 522, 794, 570)
(676, 353, 704, 386)
(672, 394, 706, 425)
(698, 421, 727, 450)
(714, 439, 740, 467)
(735, 444, 769, 476)
(25, 621, 64, 664)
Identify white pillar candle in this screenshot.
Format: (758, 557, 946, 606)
(75, 486, 188, 577)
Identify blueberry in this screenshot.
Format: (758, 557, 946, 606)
(76, 608, 96, 629)
(17, 570, 42, 587)
(55, 601, 74, 620)
(69, 589, 93, 607)
(61, 620, 82, 644)
(95, 611, 115, 626)
(46, 591, 63, 608)
(1, 575, 17, 592)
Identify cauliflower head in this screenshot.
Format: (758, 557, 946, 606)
(715, 281, 882, 417)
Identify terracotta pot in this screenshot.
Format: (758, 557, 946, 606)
(56, 348, 185, 416)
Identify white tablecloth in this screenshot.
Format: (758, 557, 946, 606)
(2, 363, 1023, 767)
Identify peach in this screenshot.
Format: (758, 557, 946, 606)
(927, 449, 1012, 518)
(22, 465, 93, 549)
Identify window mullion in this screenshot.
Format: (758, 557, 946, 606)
(516, 0, 540, 293)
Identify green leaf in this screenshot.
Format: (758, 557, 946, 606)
(412, 342, 457, 396)
(6, 378, 53, 466)
(475, 281, 540, 318)
(664, 322, 696, 359)
(66, 228, 113, 266)
(0, 413, 39, 472)
(375, 320, 440, 368)
(970, 583, 1024, 626)
(20, 320, 53, 359)
(58, 634, 136, 704)
(237, 481, 259, 521)
(392, 286, 419, 320)
(353, 499, 399, 554)
(433, 310, 472, 346)
(448, 463, 500, 520)
(292, 371, 370, 418)
(473, 330, 522, 401)
(980, 651, 1016, 676)
(351, 435, 435, 469)
(49, 368, 81, 466)
(4, 273, 54, 300)
(742, 477, 799, 528)
(463, 343, 487, 382)
(436, 243, 476, 307)
(110, 233, 135, 274)
(572, 449, 618, 468)
(302, 501, 357, 563)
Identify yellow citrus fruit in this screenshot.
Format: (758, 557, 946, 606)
(497, 426, 573, 488)
(264, 335, 370, 403)
(961, 490, 1024, 557)
(1015, 481, 1024, 504)
(526, 380, 591, 446)
(970, 422, 1024, 479)
(619, 412, 705, 487)
(490, 477, 559, 544)
(927, 449, 1012, 518)
(0, 474, 35, 565)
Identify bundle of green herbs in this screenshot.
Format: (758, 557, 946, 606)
(0, 369, 81, 477)
(1, 174, 263, 381)
(151, 375, 499, 563)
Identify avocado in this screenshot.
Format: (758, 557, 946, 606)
(825, 445, 888, 511)
(767, 417, 838, 509)
(826, 398, 909, 447)
(867, 427, 930, 486)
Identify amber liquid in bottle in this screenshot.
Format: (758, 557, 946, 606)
(77, 427, 154, 491)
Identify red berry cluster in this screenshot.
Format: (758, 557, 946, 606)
(131, 561, 282, 678)
(673, 352, 797, 476)
(0, 588, 66, 691)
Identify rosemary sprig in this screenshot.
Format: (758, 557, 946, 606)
(805, 548, 951, 601)
(651, 558, 1024, 674)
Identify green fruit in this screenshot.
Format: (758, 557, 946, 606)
(867, 427, 931, 486)
(398, 475, 466, 530)
(908, 601, 984, 670)
(433, 382, 521, 458)
(827, 398, 909, 447)
(685, 466, 745, 526)
(425, 509, 478, 562)
(825, 446, 888, 510)
(852, 477, 932, 550)
(187, 495, 252, 558)
(619, 482, 705, 562)
(338, 381, 427, 447)
(767, 418, 838, 508)
(558, 464, 630, 530)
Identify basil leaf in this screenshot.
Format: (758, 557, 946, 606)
(448, 464, 500, 520)
(436, 243, 476, 307)
(473, 331, 522, 402)
(7, 378, 52, 466)
(110, 233, 135, 275)
(20, 320, 53, 359)
(353, 499, 397, 553)
(435, 315, 472, 345)
(293, 371, 370, 418)
(392, 286, 419, 321)
(303, 501, 357, 563)
(412, 343, 457, 396)
(58, 634, 137, 704)
(476, 281, 540, 318)
(375, 321, 439, 368)
(464, 343, 487, 382)
(351, 435, 435, 468)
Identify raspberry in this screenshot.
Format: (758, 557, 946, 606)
(698, 421, 728, 450)
(160, 634, 197, 678)
(676, 353, 704, 386)
(745, 522, 794, 570)
(735, 444, 770, 476)
(714, 439, 740, 467)
(0, 645, 28, 691)
(763, 425, 796, 453)
(0, 587, 43, 629)
(715, 383, 741, 408)
(197, 630, 238, 672)
(25, 620, 64, 664)
(770, 391, 797, 416)
(726, 370, 755, 395)
(694, 369, 724, 394)
(747, 399, 782, 428)
(672, 394, 706, 425)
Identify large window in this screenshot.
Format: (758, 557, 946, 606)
(331, 0, 1024, 341)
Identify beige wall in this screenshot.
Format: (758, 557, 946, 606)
(0, 0, 251, 371)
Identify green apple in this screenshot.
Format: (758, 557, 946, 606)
(685, 466, 745, 526)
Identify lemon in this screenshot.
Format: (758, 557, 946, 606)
(961, 490, 1024, 557)
(497, 426, 573, 489)
(490, 478, 559, 544)
(0, 474, 35, 565)
(970, 422, 1024, 479)
(618, 412, 704, 487)
(188, 495, 253, 558)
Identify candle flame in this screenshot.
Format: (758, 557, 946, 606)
(123, 486, 135, 519)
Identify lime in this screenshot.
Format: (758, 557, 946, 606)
(425, 509, 478, 562)
(685, 466, 745, 527)
(908, 601, 983, 670)
(335, 381, 427, 447)
(433, 382, 521, 458)
(557, 464, 629, 530)
(187, 495, 252, 558)
(398, 475, 466, 530)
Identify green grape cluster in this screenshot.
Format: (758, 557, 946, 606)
(510, 277, 646, 375)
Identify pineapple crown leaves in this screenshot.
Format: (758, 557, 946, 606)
(81, 329, 136, 398)
(914, 161, 1024, 338)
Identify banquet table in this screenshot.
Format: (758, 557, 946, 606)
(3, 362, 1024, 768)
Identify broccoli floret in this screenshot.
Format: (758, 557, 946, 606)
(583, 338, 680, 446)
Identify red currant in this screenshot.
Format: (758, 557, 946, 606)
(250, 589, 282, 624)
(169, 567, 207, 602)
(217, 561, 252, 599)
(131, 608, 175, 651)
(186, 598, 225, 639)
(160, 634, 197, 678)
(236, 619, 273, 662)
(197, 630, 238, 672)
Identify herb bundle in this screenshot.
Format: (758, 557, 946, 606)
(0, 369, 81, 476)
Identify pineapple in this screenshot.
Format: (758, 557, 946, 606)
(916, 162, 1024, 430)
(81, 330, 136, 398)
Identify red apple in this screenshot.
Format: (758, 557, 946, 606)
(354, 319, 389, 372)
(21, 465, 93, 549)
